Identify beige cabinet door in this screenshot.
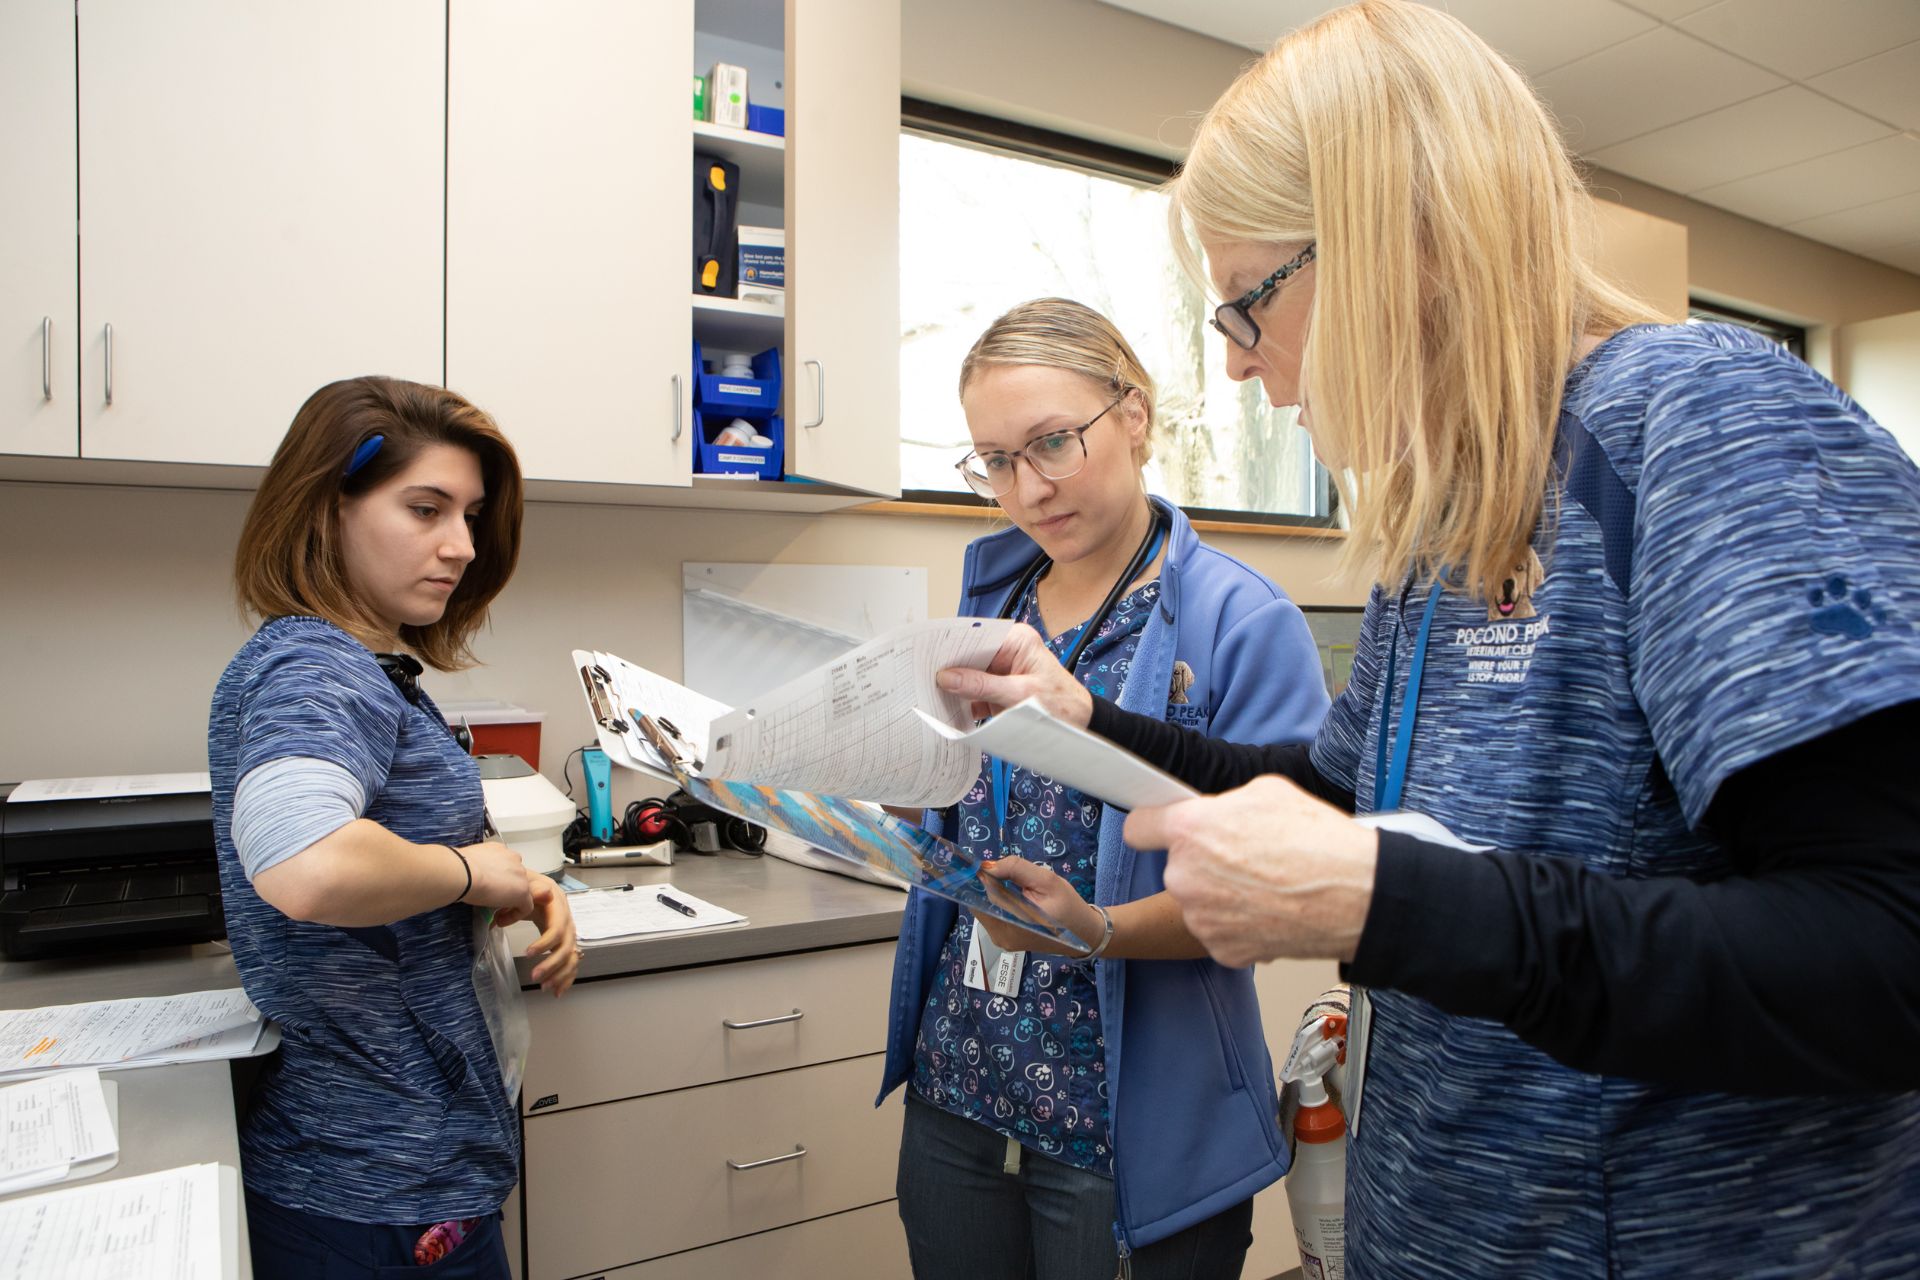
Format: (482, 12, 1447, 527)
(1, 1, 77, 457)
(448, 0, 692, 487)
(77, 0, 443, 465)
(783, 0, 901, 497)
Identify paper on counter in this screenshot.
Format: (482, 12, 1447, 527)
(0, 1162, 226, 1279)
(0, 1070, 117, 1196)
(916, 697, 1199, 813)
(0, 990, 262, 1079)
(6, 773, 211, 804)
(703, 618, 1014, 808)
(570, 885, 746, 946)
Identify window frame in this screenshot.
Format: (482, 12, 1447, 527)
(896, 97, 1339, 533)
(1688, 297, 1808, 360)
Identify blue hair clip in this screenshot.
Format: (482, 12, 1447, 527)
(343, 434, 385, 478)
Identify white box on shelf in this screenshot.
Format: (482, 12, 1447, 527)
(738, 224, 785, 290)
(705, 62, 749, 129)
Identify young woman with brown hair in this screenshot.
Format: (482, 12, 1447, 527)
(210, 375, 576, 1278)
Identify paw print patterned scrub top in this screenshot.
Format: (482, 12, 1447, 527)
(910, 575, 1161, 1173)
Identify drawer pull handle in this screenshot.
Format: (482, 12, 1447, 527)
(723, 1008, 803, 1030)
(728, 1145, 807, 1172)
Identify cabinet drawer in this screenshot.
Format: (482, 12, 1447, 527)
(524, 1056, 902, 1278)
(523, 942, 893, 1113)
(590, 1202, 909, 1280)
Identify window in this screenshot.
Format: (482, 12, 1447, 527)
(898, 105, 1332, 524)
(1688, 299, 1808, 360)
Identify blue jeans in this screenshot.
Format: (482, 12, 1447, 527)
(896, 1092, 1255, 1280)
(245, 1190, 510, 1279)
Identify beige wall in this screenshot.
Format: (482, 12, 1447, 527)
(1834, 309, 1920, 460)
(0, 483, 1359, 786)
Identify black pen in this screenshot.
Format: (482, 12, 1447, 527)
(588, 883, 634, 894)
(656, 891, 698, 917)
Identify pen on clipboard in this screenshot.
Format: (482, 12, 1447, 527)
(656, 891, 698, 917)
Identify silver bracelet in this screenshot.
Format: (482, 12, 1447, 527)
(1076, 905, 1115, 962)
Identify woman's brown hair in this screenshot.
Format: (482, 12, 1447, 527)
(234, 376, 524, 671)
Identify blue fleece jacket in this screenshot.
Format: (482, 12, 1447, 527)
(877, 496, 1330, 1251)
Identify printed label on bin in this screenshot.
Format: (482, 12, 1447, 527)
(717, 452, 762, 464)
(717, 382, 759, 396)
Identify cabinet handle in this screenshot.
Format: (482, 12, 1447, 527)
(727, 1144, 807, 1172)
(722, 1008, 803, 1030)
(103, 323, 114, 406)
(41, 318, 52, 400)
(802, 359, 825, 429)
(671, 373, 683, 442)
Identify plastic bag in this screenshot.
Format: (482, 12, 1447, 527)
(470, 908, 532, 1102)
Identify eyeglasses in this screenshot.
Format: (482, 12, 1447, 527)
(1211, 243, 1316, 351)
(955, 394, 1126, 499)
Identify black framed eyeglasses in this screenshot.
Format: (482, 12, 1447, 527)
(1211, 243, 1316, 351)
(955, 394, 1127, 499)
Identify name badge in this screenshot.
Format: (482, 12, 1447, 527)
(964, 924, 1025, 996)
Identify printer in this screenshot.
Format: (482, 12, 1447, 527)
(0, 780, 223, 961)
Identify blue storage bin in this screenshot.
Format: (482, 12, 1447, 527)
(692, 342, 782, 414)
(747, 103, 785, 137)
(694, 409, 784, 480)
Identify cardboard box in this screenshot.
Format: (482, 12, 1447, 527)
(738, 224, 785, 290)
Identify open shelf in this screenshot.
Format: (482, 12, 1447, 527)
(692, 120, 784, 207)
(692, 293, 784, 351)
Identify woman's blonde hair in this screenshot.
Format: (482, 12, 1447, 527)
(959, 298, 1158, 466)
(234, 376, 524, 672)
(1169, 0, 1660, 599)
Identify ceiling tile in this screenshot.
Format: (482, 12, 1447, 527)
(1676, 0, 1920, 79)
(1785, 189, 1920, 253)
(1588, 86, 1890, 192)
(1428, 0, 1656, 75)
(1809, 40, 1920, 131)
(1536, 26, 1785, 150)
(1690, 132, 1920, 225)
(1616, 0, 1720, 18)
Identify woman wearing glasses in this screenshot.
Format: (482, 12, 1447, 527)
(210, 377, 578, 1278)
(941, 3, 1920, 1277)
(879, 298, 1331, 1278)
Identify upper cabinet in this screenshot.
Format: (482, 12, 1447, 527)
(0, 0, 901, 504)
(0, 2, 78, 458)
(448, 0, 693, 488)
(77, 0, 444, 465)
(785, 0, 901, 498)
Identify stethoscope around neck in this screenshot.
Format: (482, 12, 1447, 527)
(985, 502, 1169, 849)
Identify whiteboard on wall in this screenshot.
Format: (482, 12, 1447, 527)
(682, 563, 928, 708)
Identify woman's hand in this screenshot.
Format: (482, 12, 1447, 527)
(495, 870, 581, 996)
(936, 623, 1093, 726)
(458, 841, 536, 918)
(973, 857, 1105, 957)
(1125, 776, 1380, 968)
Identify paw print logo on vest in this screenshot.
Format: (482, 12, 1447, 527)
(1809, 575, 1888, 640)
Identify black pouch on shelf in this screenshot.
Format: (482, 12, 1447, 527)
(693, 151, 741, 297)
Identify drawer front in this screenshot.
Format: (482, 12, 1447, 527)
(591, 1202, 910, 1280)
(523, 941, 894, 1113)
(524, 1056, 903, 1278)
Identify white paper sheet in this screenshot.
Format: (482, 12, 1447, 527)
(0, 990, 261, 1078)
(0, 1071, 117, 1196)
(6, 774, 210, 804)
(569, 884, 746, 946)
(1355, 811, 1494, 852)
(917, 697, 1200, 812)
(702, 618, 1014, 807)
(0, 1162, 225, 1279)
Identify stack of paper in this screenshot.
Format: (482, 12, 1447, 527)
(0, 1162, 230, 1279)
(0, 1070, 117, 1197)
(0, 990, 270, 1082)
(570, 885, 746, 947)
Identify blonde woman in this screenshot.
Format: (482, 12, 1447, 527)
(941, 3, 1920, 1277)
(878, 299, 1329, 1277)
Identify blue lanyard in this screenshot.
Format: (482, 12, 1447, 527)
(990, 523, 1165, 841)
(1372, 578, 1445, 812)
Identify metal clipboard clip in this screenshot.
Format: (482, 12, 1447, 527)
(633, 713, 703, 778)
(578, 663, 629, 735)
